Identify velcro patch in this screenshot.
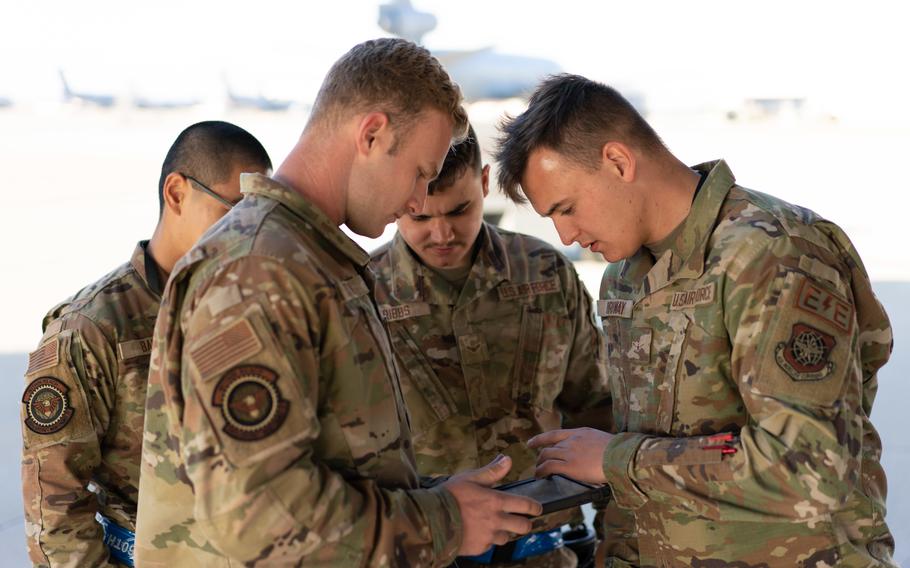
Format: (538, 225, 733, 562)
(190, 319, 263, 381)
(458, 333, 489, 365)
(118, 337, 153, 361)
(27, 340, 59, 374)
(497, 278, 560, 301)
(339, 276, 370, 301)
(795, 278, 853, 333)
(597, 299, 633, 318)
(670, 283, 715, 310)
(379, 303, 431, 322)
(212, 365, 289, 441)
(22, 376, 74, 434)
(775, 323, 836, 381)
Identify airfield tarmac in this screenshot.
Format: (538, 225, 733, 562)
(0, 103, 908, 564)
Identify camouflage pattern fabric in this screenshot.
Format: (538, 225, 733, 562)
(597, 160, 895, 566)
(135, 173, 462, 567)
(371, 225, 608, 567)
(22, 241, 162, 567)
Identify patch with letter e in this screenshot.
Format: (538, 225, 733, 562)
(775, 323, 836, 381)
(794, 278, 853, 332)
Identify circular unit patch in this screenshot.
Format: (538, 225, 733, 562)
(212, 365, 289, 441)
(774, 322, 836, 381)
(23, 377, 74, 434)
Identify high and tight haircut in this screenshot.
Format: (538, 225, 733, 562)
(157, 121, 272, 214)
(495, 74, 665, 203)
(309, 38, 469, 147)
(428, 124, 482, 195)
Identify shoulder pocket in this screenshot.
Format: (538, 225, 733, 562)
(186, 302, 316, 468)
(22, 331, 97, 450)
(752, 270, 853, 407)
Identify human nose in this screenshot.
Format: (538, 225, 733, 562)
(407, 180, 429, 215)
(553, 216, 579, 246)
(430, 217, 454, 243)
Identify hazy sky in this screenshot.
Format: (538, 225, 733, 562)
(1, 0, 909, 352)
(2, 0, 908, 120)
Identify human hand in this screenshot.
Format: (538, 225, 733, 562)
(527, 428, 613, 484)
(442, 454, 543, 556)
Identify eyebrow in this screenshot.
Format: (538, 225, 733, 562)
(447, 200, 470, 214)
(544, 200, 568, 217)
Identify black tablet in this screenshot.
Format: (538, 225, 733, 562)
(495, 474, 607, 516)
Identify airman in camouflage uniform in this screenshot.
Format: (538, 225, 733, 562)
(370, 126, 609, 567)
(135, 39, 542, 567)
(497, 75, 896, 566)
(21, 121, 271, 567)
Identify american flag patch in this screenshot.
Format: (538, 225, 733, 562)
(189, 319, 262, 381)
(27, 340, 59, 374)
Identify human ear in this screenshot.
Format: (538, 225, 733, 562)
(601, 142, 636, 182)
(481, 164, 490, 198)
(162, 172, 188, 216)
(356, 112, 391, 155)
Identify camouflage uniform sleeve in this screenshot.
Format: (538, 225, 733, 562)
(21, 316, 117, 567)
(602, 235, 869, 521)
(556, 262, 612, 432)
(177, 258, 461, 566)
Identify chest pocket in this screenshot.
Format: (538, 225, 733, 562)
(510, 301, 571, 412)
(601, 301, 689, 434)
(388, 321, 458, 427)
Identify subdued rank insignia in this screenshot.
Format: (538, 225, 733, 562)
(775, 323, 836, 381)
(23, 377, 74, 434)
(212, 365, 289, 441)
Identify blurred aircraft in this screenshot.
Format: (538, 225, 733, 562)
(59, 69, 116, 107)
(378, 0, 561, 101)
(0, 95, 12, 108)
(132, 91, 200, 110)
(224, 74, 294, 112)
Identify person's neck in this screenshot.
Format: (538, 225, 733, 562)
(642, 156, 702, 247)
(146, 222, 178, 276)
(274, 130, 349, 227)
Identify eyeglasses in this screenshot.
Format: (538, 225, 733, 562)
(180, 173, 238, 210)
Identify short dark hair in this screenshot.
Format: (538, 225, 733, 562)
(157, 121, 272, 213)
(495, 74, 664, 203)
(309, 38, 468, 145)
(428, 124, 482, 195)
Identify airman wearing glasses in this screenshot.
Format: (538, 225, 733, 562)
(21, 120, 271, 567)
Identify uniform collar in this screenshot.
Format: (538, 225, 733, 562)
(388, 222, 511, 306)
(130, 240, 165, 298)
(240, 173, 370, 268)
(627, 160, 735, 301)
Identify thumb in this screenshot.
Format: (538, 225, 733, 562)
(467, 454, 512, 487)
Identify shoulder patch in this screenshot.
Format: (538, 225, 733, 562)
(670, 283, 715, 310)
(775, 323, 836, 381)
(27, 340, 59, 374)
(22, 377, 74, 434)
(379, 303, 431, 322)
(497, 277, 560, 301)
(597, 299, 633, 318)
(189, 318, 263, 381)
(212, 365, 289, 441)
(118, 337, 153, 361)
(795, 278, 853, 333)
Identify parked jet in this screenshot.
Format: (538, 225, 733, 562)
(378, 0, 562, 101)
(59, 69, 116, 107)
(224, 74, 293, 112)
